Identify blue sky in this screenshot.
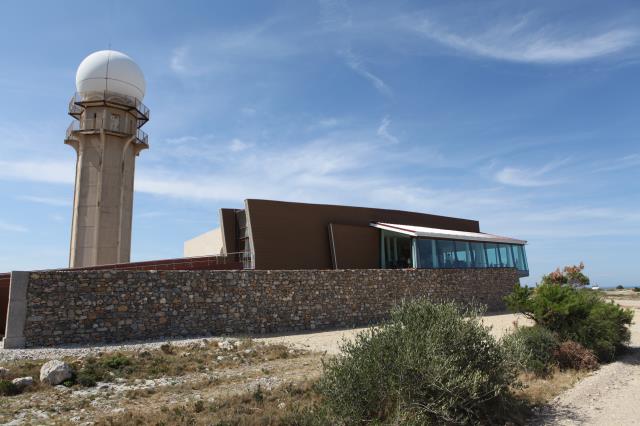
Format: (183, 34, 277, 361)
(0, 0, 639, 286)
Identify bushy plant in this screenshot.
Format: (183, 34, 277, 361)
(633, 287, 640, 293)
(0, 379, 20, 396)
(554, 341, 598, 371)
(101, 353, 131, 370)
(317, 299, 523, 425)
(541, 262, 589, 287)
(616, 285, 624, 290)
(502, 325, 559, 376)
(505, 282, 633, 361)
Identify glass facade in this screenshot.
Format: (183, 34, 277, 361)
(383, 230, 528, 276)
(381, 231, 413, 269)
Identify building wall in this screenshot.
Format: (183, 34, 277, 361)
(245, 199, 480, 270)
(183, 228, 224, 257)
(8, 268, 518, 347)
(329, 224, 380, 269)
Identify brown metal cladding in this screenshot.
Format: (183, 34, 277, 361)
(0, 273, 9, 336)
(245, 199, 480, 270)
(219, 208, 238, 255)
(329, 223, 380, 269)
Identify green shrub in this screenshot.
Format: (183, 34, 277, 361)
(502, 325, 559, 376)
(633, 287, 640, 293)
(505, 283, 633, 361)
(76, 370, 98, 387)
(101, 353, 131, 370)
(616, 285, 624, 290)
(0, 380, 20, 396)
(317, 299, 523, 425)
(554, 341, 598, 371)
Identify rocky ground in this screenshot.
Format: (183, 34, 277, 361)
(0, 338, 322, 425)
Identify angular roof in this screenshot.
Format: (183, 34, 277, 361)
(371, 222, 527, 245)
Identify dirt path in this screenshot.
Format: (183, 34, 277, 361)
(254, 312, 533, 354)
(536, 303, 640, 425)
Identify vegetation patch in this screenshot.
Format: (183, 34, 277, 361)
(505, 280, 634, 361)
(315, 299, 526, 425)
(554, 341, 599, 371)
(502, 325, 559, 377)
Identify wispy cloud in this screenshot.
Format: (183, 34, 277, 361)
(170, 21, 299, 76)
(595, 153, 640, 172)
(0, 220, 28, 233)
(376, 116, 399, 144)
(340, 48, 392, 96)
(18, 195, 70, 207)
(229, 138, 253, 152)
(0, 160, 74, 184)
(406, 15, 639, 64)
(494, 158, 570, 187)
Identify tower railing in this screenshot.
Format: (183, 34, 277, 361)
(68, 91, 150, 127)
(65, 120, 149, 147)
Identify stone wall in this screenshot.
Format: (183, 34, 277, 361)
(7, 268, 518, 348)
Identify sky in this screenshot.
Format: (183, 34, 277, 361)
(0, 0, 639, 286)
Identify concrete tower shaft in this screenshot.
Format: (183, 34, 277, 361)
(65, 92, 149, 267)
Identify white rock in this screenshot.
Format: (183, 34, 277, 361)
(278, 402, 286, 409)
(12, 376, 34, 390)
(40, 360, 73, 385)
(218, 340, 233, 351)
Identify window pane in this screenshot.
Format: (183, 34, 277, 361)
(485, 243, 499, 267)
(454, 241, 470, 268)
(512, 245, 525, 270)
(469, 242, 487, 267)
(416, 239, 437, 268)
(381, 231, 413, 269)
(498, 244, 515, 267)
(436, 240, 456, 268)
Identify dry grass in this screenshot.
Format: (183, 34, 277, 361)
(516, 368, 591, 406)
(95, 380, 321, 426)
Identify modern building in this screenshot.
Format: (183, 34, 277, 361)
(185, 199, 529, 276)
(65, 50, 149, 267)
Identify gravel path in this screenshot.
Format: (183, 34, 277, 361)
(0, 312, 532, 361)
(536, 304, 640, 425)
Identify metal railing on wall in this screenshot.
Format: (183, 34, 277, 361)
(65, 120, 149, 147)
(68, 91, 150, 127)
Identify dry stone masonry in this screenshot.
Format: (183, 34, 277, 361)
(11, 268, 518, 347)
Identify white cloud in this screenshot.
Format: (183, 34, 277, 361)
(0, 160, 74, 184)
(376, 116, 399, 144)
(18, 195, 70, 207)
(407, 16, 638, 64)
(169, 22, 299, 76)
(340, 48, 392, 96)
(595, 153, 640, 172)
(229, 138, 252, 152)
(494, 158, 570, 187)
(0, 221, 28, 233)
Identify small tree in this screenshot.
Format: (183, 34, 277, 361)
(541, 262, 589, 288)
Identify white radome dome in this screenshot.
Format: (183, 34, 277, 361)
(75, 50, 146, 100)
